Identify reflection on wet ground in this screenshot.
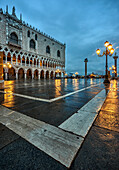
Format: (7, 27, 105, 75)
(95, 80, 119, 132)
(0, 78, 104, 126)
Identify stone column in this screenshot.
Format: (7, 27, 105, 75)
(32, 71, 34, 79)
(32, 58, 34, 67)
(16, 71, 18, 80)
(113, 53, 118, 78)
(5, 72, 8, 80)
(20, 56, 22, 66)
(5, 54, 7, 64)
(29, 58, 30, 67)
(24, 73, 27, 79)
(84, 58, 88, 77)
(25, 57, 26, 66)
(44, 71, 46, 79)
(38, 59, 40, 68)
(38, 72, 40, 80)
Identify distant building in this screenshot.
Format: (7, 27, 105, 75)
(0, 6, 65, 80)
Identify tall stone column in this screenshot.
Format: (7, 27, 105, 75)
(20, 56, 22, 66)
(24, 70, 27, 80)
(5, 54, 7, 64)
(113, 53, 118, 78)
(25, 57, 26, 66)
(32, 58, 34, 67)
(16, 71, 18, 80)
(32, 71, 34, 79)
(38, 72, 40, 80)
(5, 72, 8, 80)
(84, 58, 88, 77)
(29, 58, 30, 67)
(38, 59, 40, 68)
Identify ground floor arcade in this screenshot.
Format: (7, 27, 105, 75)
(3, 66, 65, 80)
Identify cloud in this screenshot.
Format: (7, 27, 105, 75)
(1, 0, 119, 75)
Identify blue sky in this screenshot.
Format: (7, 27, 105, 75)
(1, 0, 119, 75)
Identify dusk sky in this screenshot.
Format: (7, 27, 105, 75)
(1, 0, 119, 75)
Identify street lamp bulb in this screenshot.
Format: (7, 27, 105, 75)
(96, 49, 100, 55)
(104, 41, 109, 47)
(108, 44, 112, 50)
(110, 48, 114, 54)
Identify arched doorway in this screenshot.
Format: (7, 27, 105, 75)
(46, 71, 49, 79)
(18, 68, 24, 79)
(50, 71, 54, 79)
(8, 67, 15, 80)
(18, 55, 20, 65)
(22, 56, 25, 65)
(34, 69, 38, 79)
(55, 72, 57, 78)
(26, 57, 29, 65)
(40, 70, 44, 79)
(12, 54, 16, 64)
(27, 69, 32, 79)
(59, 72, 61, 77)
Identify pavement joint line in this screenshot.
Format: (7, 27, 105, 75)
(93, 124, 119, 133)
(0, 83, 102, 103)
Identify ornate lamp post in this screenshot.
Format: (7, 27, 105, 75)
(96, 41, 114, 84)
(113, 52, 118, 78)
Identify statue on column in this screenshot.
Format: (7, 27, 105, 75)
(12, 6, 16, 16)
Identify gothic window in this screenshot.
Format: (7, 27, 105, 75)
(10, 32, 18, 44)
(0, 17, 2, 22)
(27, 30, 30, 37)
(46, 46, 50, 54)
(35, 34, 37, 40)
(57, 50, 60, 57)
(30, 39, 35, 49)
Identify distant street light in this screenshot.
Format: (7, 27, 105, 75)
(96, 41, 114, 84)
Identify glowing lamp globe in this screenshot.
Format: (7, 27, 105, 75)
(104, 41, 109, 47)
(96, 49, 100, 55)
(108, 44, 112, 50)
(110, 48, 114, 54)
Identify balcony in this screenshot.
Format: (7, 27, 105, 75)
(3, 60, 65, 72)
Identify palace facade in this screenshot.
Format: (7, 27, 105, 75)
(0, 6, 65, 80)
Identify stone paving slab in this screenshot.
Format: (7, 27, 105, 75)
(0, 106, 83, 168)
(95, 110, 119, 132)
(59, 110, 97, 137)
(0, 137, 67, 170)
(0, 123, 19, 149)
(70, 126, 119, 170)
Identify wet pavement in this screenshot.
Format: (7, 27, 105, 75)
(0, 79, 104, 126)
(0, 78, 119, 169)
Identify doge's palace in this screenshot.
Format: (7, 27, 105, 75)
(0, 6, 65, 80)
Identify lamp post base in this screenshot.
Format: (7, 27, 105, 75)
(103, 79, 110, 84)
